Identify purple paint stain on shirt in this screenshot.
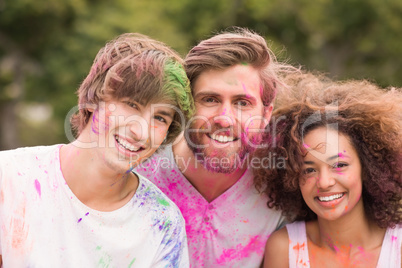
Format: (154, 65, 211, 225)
(78, 213, 89, 223)
(34, 179, 41, 197)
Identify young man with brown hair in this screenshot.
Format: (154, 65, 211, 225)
(0, 33, 194, 267)
(136, 28, 295, 267)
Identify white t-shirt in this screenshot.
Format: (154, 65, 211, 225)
(0, 145, 189, 267)
(135, 145, 285, 268)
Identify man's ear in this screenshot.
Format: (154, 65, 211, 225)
(262, 103, 274, 128)
(87, 105, 96, 113)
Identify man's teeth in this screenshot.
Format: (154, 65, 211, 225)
(115, 136, 140, 152)
(318, 193, 344, 202)
(211, 134, 234, 143)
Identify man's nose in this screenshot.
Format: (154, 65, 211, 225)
(127, 114, 150, 144)
(213, 103, 236, 128)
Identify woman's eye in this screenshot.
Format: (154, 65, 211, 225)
(303, 167, 316, 174)
(333, 162, 348, 169)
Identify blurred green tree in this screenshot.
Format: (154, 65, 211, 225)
(171, 0, 402, 86)
(0, 0, 99, 149)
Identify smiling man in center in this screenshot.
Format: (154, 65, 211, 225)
(135, 27, 295, 267)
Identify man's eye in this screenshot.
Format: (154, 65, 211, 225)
(235, 100, 250, 107)
(203, 97, 218, 103)
(154, 116, 167, 123)
(125, 101, 138, 109)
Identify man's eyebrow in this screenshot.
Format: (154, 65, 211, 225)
(156, 109, 174, 119)
(304, 161, 315, 165)
(234, 93, 257, 103)
(194, 91, 220, 98)
(194, 91, 257, 102)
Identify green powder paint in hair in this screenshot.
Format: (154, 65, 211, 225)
(163, 59, 194, 119)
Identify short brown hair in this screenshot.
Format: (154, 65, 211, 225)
(184, 27, 295, 106)
(71, 33, 194, 143)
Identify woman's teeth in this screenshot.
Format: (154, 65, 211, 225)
(317, 193, 344, 202)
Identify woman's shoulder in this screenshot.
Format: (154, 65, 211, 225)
(263, 226, 290, 267)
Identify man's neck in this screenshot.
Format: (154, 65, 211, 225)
(59, 142, 138, 211)
(172, 139, 247, 203)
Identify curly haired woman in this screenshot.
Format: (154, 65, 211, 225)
(254, 72, 402, 267)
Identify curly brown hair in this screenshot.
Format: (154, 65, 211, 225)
(253, 72, 402, 228)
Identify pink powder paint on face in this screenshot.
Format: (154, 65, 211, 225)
(215, 235, 265, 264)
(242, 83, 247, 92)
(34, 179, 41, 197)
(91, 111, 100, 134)
(334, 245, 340, 253)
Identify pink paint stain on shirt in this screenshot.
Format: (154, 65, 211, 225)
(391, 235, 397, 242)
(34, 179, 41, 197)
(215, 235, 265, 264)
(11, 202, 29, 250)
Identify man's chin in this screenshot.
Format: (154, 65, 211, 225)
(203, 163, 238, 174)
(193, 149, 248, 173)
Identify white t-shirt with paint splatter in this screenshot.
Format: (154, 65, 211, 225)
(135, 145, 285, 268)
(0, 145, 189, 267)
